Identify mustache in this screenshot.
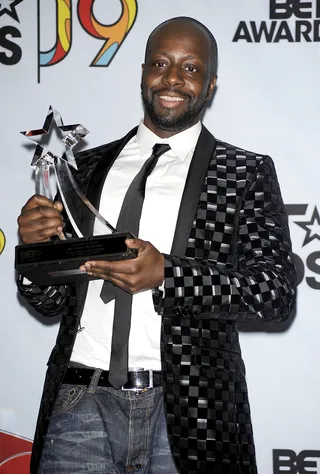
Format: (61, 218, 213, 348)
(150, 88, 192, 101)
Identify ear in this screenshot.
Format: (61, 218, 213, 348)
(206, 75, 217, 100)
(140, 64, 145, 90)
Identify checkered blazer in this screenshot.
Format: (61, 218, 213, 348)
(18, 125, 296, 474)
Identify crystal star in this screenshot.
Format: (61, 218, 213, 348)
(0, 0, 23, 22)
(295, 206, 320, 247)
(21, 106, 89, 171)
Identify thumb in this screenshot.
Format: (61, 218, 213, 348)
(125, 238, 143, 249)
(53, 201, 64, 212)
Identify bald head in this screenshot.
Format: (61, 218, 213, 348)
(145, 17, 218, 77)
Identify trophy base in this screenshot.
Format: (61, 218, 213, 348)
(15, 232, 137, 286)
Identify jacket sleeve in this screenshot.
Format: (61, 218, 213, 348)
(17, 274, 67, 318)
(15, 146, 98, 317)
(154, 155, 297, 322)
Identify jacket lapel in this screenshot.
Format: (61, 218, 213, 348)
(82, 126, 138, 236)
(170, 125, 216, 257)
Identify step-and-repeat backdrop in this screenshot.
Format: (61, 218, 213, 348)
(1, 1, 319, 473)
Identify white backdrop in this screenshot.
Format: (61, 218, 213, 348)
(1, 1, 320, 473)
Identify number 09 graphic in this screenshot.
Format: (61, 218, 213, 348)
(38, 0, 138, 81)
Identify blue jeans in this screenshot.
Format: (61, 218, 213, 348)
(37, 368, 178, 474)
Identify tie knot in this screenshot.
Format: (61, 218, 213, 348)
(152, 143, 170, 158)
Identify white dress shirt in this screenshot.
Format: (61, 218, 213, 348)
(71, 120, 201, 370)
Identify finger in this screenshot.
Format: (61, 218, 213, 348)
(18, 204, 64, 227)
(126, 238, 150, 257)
(22, 194, 56, 212)
(20, 226, 64, 244)
(18, 207, 65, 244)
(19, 208, 64, 224)
(18, 212, 64, 238)
(125, 237, 144, 248)
(18, 212, 64, 234)
(83, 259, 137, 275)
(79, 262, 130, 282)
(53, 201, 64, 212)
(82, 266, 134, 293)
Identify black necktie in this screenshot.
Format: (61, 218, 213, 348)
(101, 143, 171, 389)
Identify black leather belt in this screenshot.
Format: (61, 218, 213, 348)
(63, 367, 162, 391)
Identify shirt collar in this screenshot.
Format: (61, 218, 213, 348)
(136, 120, 202, 161)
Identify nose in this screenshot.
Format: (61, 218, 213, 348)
(162, 65, 185, 87)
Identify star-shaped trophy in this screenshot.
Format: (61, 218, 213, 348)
(15, 106, 137, 286)
(21, 106, 89, 201)
(22, 105, 87, 169)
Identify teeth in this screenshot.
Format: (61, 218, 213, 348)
(159, 96, 184, 102)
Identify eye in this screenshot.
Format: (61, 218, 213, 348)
(154, 60, 167, 68)
(184, 64, 198, 73)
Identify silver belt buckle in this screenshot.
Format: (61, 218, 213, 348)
(121, 369, 154, 392)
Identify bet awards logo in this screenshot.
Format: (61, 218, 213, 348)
(0, 0, 23, 66)
(287, 204, 320, 289)
(233, 0, 320, 42)
(0, 0, 137, 82)
(273, 449, 320, 473)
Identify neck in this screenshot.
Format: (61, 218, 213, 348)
(143, 116, 197, 138)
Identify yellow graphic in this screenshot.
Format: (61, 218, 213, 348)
(59, 0, 72, 53)
(39, 0, 72, 67)
(0, 229, 5, 255)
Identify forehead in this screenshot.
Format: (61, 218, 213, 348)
(146, 22, 211, 62)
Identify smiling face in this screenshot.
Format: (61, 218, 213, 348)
(141, 20, 217, 138)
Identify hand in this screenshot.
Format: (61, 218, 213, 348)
(18, 194, 65, 244)
(79, 238, 165, 293)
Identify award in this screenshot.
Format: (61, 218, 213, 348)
(15, 106, 137, 286)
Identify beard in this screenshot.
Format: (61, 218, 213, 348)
(141, 88, 207, 132)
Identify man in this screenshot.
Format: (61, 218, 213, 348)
(17, 16, 296, 474)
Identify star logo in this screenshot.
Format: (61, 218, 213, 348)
(0, 0, 23, 22)
(21, 106, 89, 171)
(295, 206, 320, 247)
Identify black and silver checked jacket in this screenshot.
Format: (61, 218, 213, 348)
(18, 125, 296, 474)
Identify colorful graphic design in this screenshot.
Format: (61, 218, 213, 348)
(77, 0, 137, 66)
(0, 430, 32, 474)
(38, 0, 137, 81)
(0, 229, 5, 254)
(39, 0, 72, 67)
